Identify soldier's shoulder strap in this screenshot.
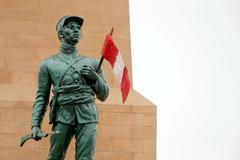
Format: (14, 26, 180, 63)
(53, 54, 81, 87)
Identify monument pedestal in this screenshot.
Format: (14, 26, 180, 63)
(0, 87, 156, 160)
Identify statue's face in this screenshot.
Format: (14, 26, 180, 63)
(61, 21, 82, 45)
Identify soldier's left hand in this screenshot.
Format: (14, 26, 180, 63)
(81, 65, 99, 82)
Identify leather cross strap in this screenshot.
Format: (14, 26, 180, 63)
(49, 55, 82, 124)
(57, 55, 83, 81)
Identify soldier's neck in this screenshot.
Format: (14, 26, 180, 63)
(60, 41, 78, 58)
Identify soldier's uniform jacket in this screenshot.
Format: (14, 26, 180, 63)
(32, 53, 109, 128)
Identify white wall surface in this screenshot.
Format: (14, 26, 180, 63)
(129, 0, 240, 160)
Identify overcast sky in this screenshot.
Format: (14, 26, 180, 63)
(129, 0, 240, 160)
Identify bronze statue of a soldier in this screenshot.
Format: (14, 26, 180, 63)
(31, 15, 109, 160)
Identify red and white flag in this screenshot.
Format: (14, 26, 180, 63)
(101, 34, 130, 103)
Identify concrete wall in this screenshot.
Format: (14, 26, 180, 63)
(0, 0, 156, 159)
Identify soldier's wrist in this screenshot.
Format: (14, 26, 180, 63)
(31, 125, 40, 130)
(93, 73, 100, 82)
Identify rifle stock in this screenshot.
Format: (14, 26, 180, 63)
(20, 131, 59, 147)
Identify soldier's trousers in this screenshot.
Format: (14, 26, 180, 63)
(47, 122, 97, 160)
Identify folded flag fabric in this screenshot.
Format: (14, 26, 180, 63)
(101, 34, 130, 103)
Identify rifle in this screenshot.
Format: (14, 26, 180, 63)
(20, 131, 60, 147)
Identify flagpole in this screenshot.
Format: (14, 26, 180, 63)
(96, 27, 114, 73)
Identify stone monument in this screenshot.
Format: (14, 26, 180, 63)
(0, 1, 156, 160)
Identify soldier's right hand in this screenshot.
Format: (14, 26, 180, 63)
(32, 126, 42, 141)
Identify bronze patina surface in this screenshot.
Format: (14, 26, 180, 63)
(31, 15, 109, 160)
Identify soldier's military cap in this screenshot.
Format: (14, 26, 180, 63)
(56, 15, 84, 33)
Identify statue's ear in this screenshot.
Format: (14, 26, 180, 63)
(58, 31, 64, 39)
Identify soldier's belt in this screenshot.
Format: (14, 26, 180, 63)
(53, 84, 92, 94)
(57, 94, 95, 105)
(52, 84, 95, 105)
